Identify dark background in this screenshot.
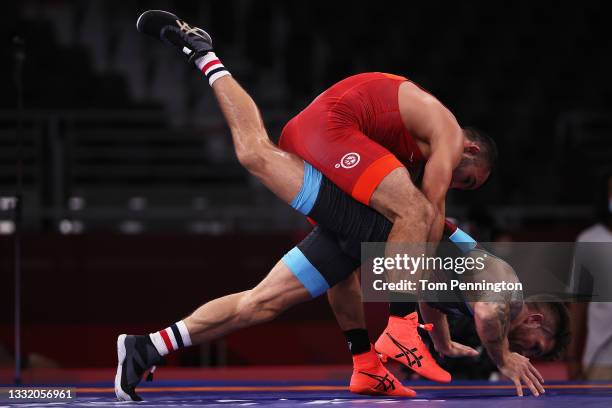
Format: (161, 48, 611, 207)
(0, 0, 610, 370)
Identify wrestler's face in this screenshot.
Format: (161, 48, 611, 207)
(450, 159, 490, 190)
(508, 319, 555, 359)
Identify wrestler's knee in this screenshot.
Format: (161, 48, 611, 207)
(383, 197, 432, 240)
(370, 168, 428, 220)
(373, 171, 434, 229)
(398, 192, 435, 230)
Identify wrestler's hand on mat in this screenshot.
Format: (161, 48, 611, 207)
(435, 341, 479, 358)
(498, 352, 545, 397)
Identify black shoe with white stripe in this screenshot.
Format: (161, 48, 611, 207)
(115, 334, 164, 401)
(136, 10, 213, 63)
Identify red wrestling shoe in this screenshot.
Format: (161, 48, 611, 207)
(349, 346, 416, 397)
(375, 312, 451, 383)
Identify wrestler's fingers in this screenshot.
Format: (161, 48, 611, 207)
(512, 377, 523, 397)
(526, 370, 545, 395)
(521, 374, 539, 397)
(528, 363, 545, 384)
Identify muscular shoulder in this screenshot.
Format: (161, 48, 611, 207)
(473, 301, 507, 321)
(399, 82, 456, 121)
(474, 299, 522, 323)
(398, 81, 462, 152)
(399, 81, 441, 106)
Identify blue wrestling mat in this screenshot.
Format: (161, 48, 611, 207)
(3, 380, 612, 407)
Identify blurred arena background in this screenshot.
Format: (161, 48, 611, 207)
(0, 0, 611, 382)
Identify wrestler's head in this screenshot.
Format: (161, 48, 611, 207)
(451, 127, 497, 190)
(508, 298, 570, 360)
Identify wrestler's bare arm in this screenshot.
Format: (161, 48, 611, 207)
(465, 251, 537, 393)
(398, 82, 463, 243)
(473, 301, 512, 365)
(473, 302, 544, 397)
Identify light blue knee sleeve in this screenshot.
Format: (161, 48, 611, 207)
(282, 247, 329, 298)
(290, 162, 322, 215)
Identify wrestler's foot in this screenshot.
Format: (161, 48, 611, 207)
(375, 312, 451, 383)
(136, 10, 213, 63)
(349, 346, 416, 397)
(115, 334, 164, 401)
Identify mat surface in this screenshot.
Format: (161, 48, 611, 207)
(2, 381, 612, 407)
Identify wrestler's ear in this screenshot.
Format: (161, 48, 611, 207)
(524, 313, 544, 328)
(463, 140, 481, 155)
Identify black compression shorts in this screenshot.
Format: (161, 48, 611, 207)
(281, 175, 391, 297)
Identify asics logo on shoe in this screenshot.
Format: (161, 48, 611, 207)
(175, 20, 209, 40)
(358, 371, 396, 392)
(386, 333, 423, 368)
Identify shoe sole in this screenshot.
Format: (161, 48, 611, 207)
(349, 385, 416, 398)
(136, 10, 178, 33)
(136, 10, 212, 45)
(114, 334, 134, 401)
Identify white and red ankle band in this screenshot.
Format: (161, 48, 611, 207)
(195, 52, 231, 86)
(149, 321, 192, 356)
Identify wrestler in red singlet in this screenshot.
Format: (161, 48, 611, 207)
(279, 72, 424, 205)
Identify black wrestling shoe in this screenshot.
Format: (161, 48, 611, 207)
(115, 334, 164, 401)
(136, 10, 213, 63)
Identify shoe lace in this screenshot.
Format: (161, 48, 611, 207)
(418, 323, 434, 332)
(414, 320, 433, 342)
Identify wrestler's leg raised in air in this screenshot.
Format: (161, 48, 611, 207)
(137, 12, 439, 253)
(137, 10, 304, 204)
(210, 75, 305, 204)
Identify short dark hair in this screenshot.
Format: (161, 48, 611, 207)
(526, 295, 571, 361)
(463, 127, 498, 171)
